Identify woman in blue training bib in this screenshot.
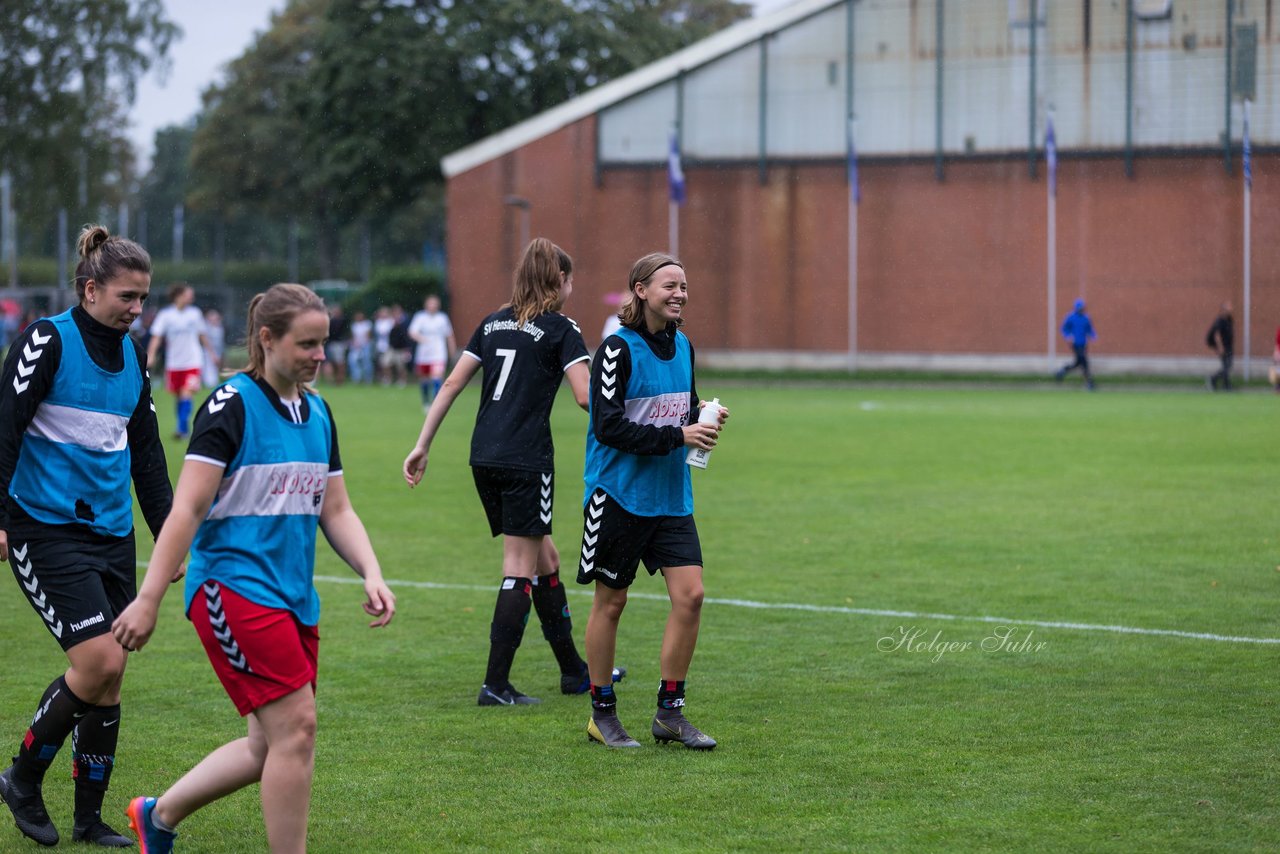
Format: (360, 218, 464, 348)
(576, 252, 728, 750)
(0, 225, 173, 848)
(112, 283, 396, 853)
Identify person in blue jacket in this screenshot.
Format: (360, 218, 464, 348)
(0, 225, 173, 848)
(576, 252, 728, 750)
(1055, 298, 1097, 390)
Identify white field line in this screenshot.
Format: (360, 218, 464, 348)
(309, 574, 1280, 646)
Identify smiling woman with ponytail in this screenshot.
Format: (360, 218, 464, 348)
(113, 282, 395, 852)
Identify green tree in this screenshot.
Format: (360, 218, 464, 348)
(0, 0, 177, 252)
(184, 0, 749, 275)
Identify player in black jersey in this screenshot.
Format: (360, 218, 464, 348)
(403, 238, 622, 705)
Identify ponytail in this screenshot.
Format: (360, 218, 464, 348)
(245, 284, 327, 385)
(508, 238, 572, 326)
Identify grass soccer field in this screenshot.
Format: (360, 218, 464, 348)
(0, 380, 1275, 852)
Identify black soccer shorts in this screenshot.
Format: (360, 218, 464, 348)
(8, 534, 136, 651)
(472, 465, 555, 537)
(575, 488, 703, 589)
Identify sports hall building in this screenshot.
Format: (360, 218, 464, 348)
(442, 0, 1278, 373)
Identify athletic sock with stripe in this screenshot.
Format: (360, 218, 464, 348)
(590, 684, 617, 717)
(656, 680, 686, 715)
(71, 702, 120, 827)
(14, 675, 91, 785)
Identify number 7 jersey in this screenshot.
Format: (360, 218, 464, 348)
(463, 307, 589, 473)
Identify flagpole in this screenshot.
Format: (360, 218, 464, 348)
(1046, 110, 1057, 370)
(669, 200, 679, 258)
(847, 118, 858, 372)
(667, 127, 685, 258)
(848, 189, 857, 371)
(1243, 99, 1252, 382)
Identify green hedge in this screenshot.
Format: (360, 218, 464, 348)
(345, 265, 444, 314)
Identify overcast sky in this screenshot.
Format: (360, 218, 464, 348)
(128, 0, 799, 168)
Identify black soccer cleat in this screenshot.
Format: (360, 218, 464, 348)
(0, 764, 58, 846)
(652, 711, 717, 750)
(477, 683, 542, 706)
(560, 664, 628, 695)
(72, 818, 135, 847)
(586, 715, 641, 748)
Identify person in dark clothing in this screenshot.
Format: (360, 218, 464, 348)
(1055, 298, 1097, 390)
(324, 304, 351, 386)
(1206, 301, 1234, 391)
(0, 225, 173, 848)
(402, 238, 621, 705)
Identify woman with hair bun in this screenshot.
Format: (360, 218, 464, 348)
(403, 237, 623, 706)
(0, 225, 173, 847)
(112, 282, 395, 853)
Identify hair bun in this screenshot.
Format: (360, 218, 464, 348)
(76, 225, 111, 259)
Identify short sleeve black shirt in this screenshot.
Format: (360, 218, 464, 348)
(464, 307, 589, 472)
(186, 375, 343, 474)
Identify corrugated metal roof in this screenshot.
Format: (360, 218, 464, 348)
(440, 0, 841, 178)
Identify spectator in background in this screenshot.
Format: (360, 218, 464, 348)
(373, 307, 395, 385)
(201, 309, 224, 389)
(347, 310, 374, 384)
(1205, 301, 1234, 392)
(148, 284, 216, 440)
(128, 306, 155, 354)
(600, 291, 625, 348)
(1270, 326, 1280, 392)
(0, 301, 18, 360)
(408, 295, 455, 411)
(324, 304, 350, 386)
(1054, 299, 1097, 391)
(387, 305, 413, 387)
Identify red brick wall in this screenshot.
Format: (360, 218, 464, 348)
(447, 115, 1278, 360)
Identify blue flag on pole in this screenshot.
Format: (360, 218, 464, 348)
(1045, 112, 1057, 197)
(1243, 101, 1253, 190)
(847, 121, 860, 204)
(668, 130, 686, 205)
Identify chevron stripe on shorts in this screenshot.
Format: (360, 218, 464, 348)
(203, 581, 253, 673)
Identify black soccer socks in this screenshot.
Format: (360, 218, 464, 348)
(71, 702, 120, 827)
(15, 675, 91, 785)
(531, 572, 586, 676)
(657, 679, 686, 712)
(484, 577, 533, 689)
(590, 683, 618, 716)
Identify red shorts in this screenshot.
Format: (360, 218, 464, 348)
(190, 581, 319, 716)
(415, 362, 445, 378)
(165, 368, 202, 395)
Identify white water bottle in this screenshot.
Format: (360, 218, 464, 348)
(685, 398, 722, 469)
